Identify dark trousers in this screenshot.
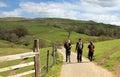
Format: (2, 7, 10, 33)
(88, 51, 93, 61)
(77, 49, 82, 62)
(66, 50, 71, 62)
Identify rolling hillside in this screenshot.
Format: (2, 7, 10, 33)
(0, 18, 100, 49)
(2, 17, 120, 38)
(1, 17, 120, 48)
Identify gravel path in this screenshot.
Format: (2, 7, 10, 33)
(58, 48, 114, 77)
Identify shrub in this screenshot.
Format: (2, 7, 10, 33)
(19, 35, 32, 46)
(9, 33, 19, 43)
(13, 26, 29, 38)
(0, 27, 10, 40)
(0, 26, 29, 44)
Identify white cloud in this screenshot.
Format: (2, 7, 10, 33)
(18, 2, 80, 19)
(79, 13, 120, 25)
(81, 0, 120, 7)
(0, 1, 120, 25)
(80, 0, 120, 13)
(0, 2, 7, 7)
(2, 9, 22, 17)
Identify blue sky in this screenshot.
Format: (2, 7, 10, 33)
(0, 0, 120, 25)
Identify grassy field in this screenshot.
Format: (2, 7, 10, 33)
(72, 39, 120, 71)
(92, 39, 120, 71)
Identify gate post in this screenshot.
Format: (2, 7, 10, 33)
(33, 39, 41, 77)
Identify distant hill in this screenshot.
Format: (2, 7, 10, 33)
(0, 18, 97, 48)
(0, 17, 120, 48)
(1, 17, 120, 37)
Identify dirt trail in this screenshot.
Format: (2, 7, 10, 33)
(58, 48, 114, 77)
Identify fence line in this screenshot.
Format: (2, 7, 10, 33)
(0, 40, 59, 77)
(0, 39, 41, 77)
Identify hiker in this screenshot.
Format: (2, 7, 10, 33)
(64, 39, 72, 63)
(88, 41, 95, 61)
(75, 38, 84, 62)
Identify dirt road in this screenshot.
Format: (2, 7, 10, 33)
(58, 48, 114, 77)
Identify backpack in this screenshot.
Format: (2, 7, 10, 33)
(90, 45, 94, 52)
(78, 42, 82, 49)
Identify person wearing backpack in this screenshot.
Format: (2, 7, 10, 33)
(88, 41, 95, 61)
(75, 38, 84, 63)
(64, 39, 72, 63)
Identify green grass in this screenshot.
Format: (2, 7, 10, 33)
(0, 40, 15, 48)
(92, 39, 120, 71)
(0, 48, 31, 56)
(22, 23, 98, 44)
(72, 39, 120, 71)
(0, 20, 98, 48)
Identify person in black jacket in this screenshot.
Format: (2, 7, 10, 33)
(88, 41, 95, 61)
(75, 38, 84, 63)
(64, 39, 72, 63)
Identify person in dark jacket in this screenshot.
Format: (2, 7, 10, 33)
(64, 39, 72, 63)
(75, 38, 84, 62)
(88, 41, 95, 61)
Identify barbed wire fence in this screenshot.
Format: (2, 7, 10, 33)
(39, 39, 59, 77)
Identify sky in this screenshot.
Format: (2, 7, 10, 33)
(0, 0, 120, 25)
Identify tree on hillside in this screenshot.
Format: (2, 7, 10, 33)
(66, 27, 73, 39)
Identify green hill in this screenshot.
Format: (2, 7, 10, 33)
(1, 17, 120, 48)
(0, 18, 100, 49)
(1, 17, 120, 37)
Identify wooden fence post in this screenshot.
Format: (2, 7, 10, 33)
(33, 39, 41, 77)
(46, 50, 49, 72)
